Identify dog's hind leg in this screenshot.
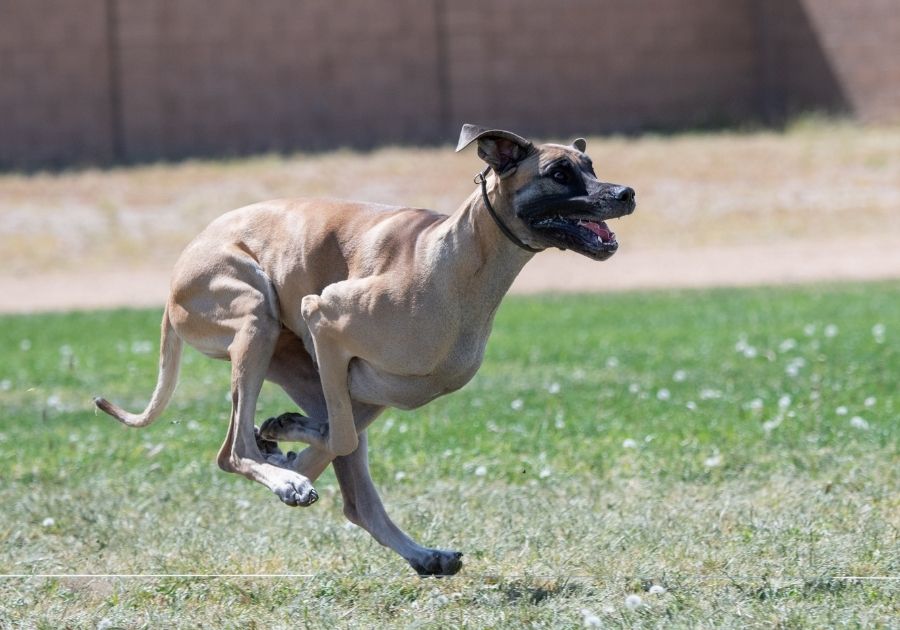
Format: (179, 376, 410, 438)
(333, 432, 463, 576)
(217, 315, 319, 507)
(257, 333, 332, 481)
(260, 332, 330, 450)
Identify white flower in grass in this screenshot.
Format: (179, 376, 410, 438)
(649, 584, 667, 595)
(699, 388, 721, 400)
(41, 517, 55, 528)
(656, 388, 671, 401)
(547, 382, 561, 394)
(778, 395, 792, 410)
(0, 379, 10, 392)
(510, 398, 524, 411)
(20, 339, 31, 351)
(864, 397, 876, 408)
(850, 416, 869, 430)
(803, 323, 816, 337)
(554, 413, 565, 430)
(673, 369, 687, 382)
(748, 398, 764, 412)
(778, 338, 797, 352)
(625, 594, 643, 610)
(628, 383, 640, 394)
(686, 401, 697, 411)
(835, 406, 848, 415)
(704, 453, 723, 468)
(622, 438, 638, 449)
(580, 609, 602, 627)
(394, 471, 406, 481)
(398, 423, 408, 434)
(785, 357, 806, 377)
(735, 335, 759, 357)
(539, 467, 552, 479)
(474, 465, 487, 476)
(872, 323, 886, 343)
(606, 356, 619, 368)
(824, 324, 839, 338)
(762, 418, 782, 433)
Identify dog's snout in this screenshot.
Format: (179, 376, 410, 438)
(614, 186, 635, 203)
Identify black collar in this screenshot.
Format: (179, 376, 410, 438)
(475, 168, 541, 254)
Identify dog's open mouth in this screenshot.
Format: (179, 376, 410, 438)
(530, 215, 619, 261)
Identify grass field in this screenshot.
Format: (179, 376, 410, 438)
(1, 282, 897, 628)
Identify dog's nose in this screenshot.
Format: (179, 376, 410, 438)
(615, 186, 635, 203)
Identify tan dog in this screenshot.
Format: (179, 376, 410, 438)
(95, 125, 635, 575)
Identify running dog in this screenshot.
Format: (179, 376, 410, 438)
(95, 124, 636, 575)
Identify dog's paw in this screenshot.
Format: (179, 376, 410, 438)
(273, 476, 319, 507)
(254, 425, 283, 457)
(260, 412, 328, 445)
(408, 549, 463, 577)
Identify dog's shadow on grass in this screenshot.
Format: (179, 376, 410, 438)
(500, 578, 587, 604)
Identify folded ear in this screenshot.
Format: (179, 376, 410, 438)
(572, 138, 587, 152)
(456, 124, 533, 176)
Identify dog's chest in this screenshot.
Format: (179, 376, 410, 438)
(348, 319, 491, 410)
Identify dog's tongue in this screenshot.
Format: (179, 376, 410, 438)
(578, 220, 613, 241)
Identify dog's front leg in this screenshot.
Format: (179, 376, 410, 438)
(300, 294, 358, 457)
(261, 402, 386, 483)
(333, 431, 463, 576)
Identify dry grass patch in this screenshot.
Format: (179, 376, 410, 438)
(1, 121, 898, 275)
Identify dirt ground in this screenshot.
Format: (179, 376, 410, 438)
(2, 122, 898, 313)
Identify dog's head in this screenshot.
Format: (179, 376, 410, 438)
(457, 124, 635, 261)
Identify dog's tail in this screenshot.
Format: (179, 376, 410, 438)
(94, 306, 183, 427)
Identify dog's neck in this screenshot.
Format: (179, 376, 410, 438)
(435, 178, 537, 307)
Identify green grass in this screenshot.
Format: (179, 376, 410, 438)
(1, 283, 897, 628)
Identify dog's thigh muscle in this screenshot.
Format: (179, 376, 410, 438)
(169, 245, 280, 360)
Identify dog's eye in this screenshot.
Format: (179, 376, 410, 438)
(551, 169, 570, 184)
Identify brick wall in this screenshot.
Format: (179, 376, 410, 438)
(1, 0, 898, 168)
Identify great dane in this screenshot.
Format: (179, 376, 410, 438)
(95, 124, 636, 575)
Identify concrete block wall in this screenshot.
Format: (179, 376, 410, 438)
(0, 0, 113, 166)
(1, 0, 898, 168)
(443, 0, 762, 137)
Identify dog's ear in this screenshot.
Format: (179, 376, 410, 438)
(572, 138, 587, 152)
(456, 124, 533, 176)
